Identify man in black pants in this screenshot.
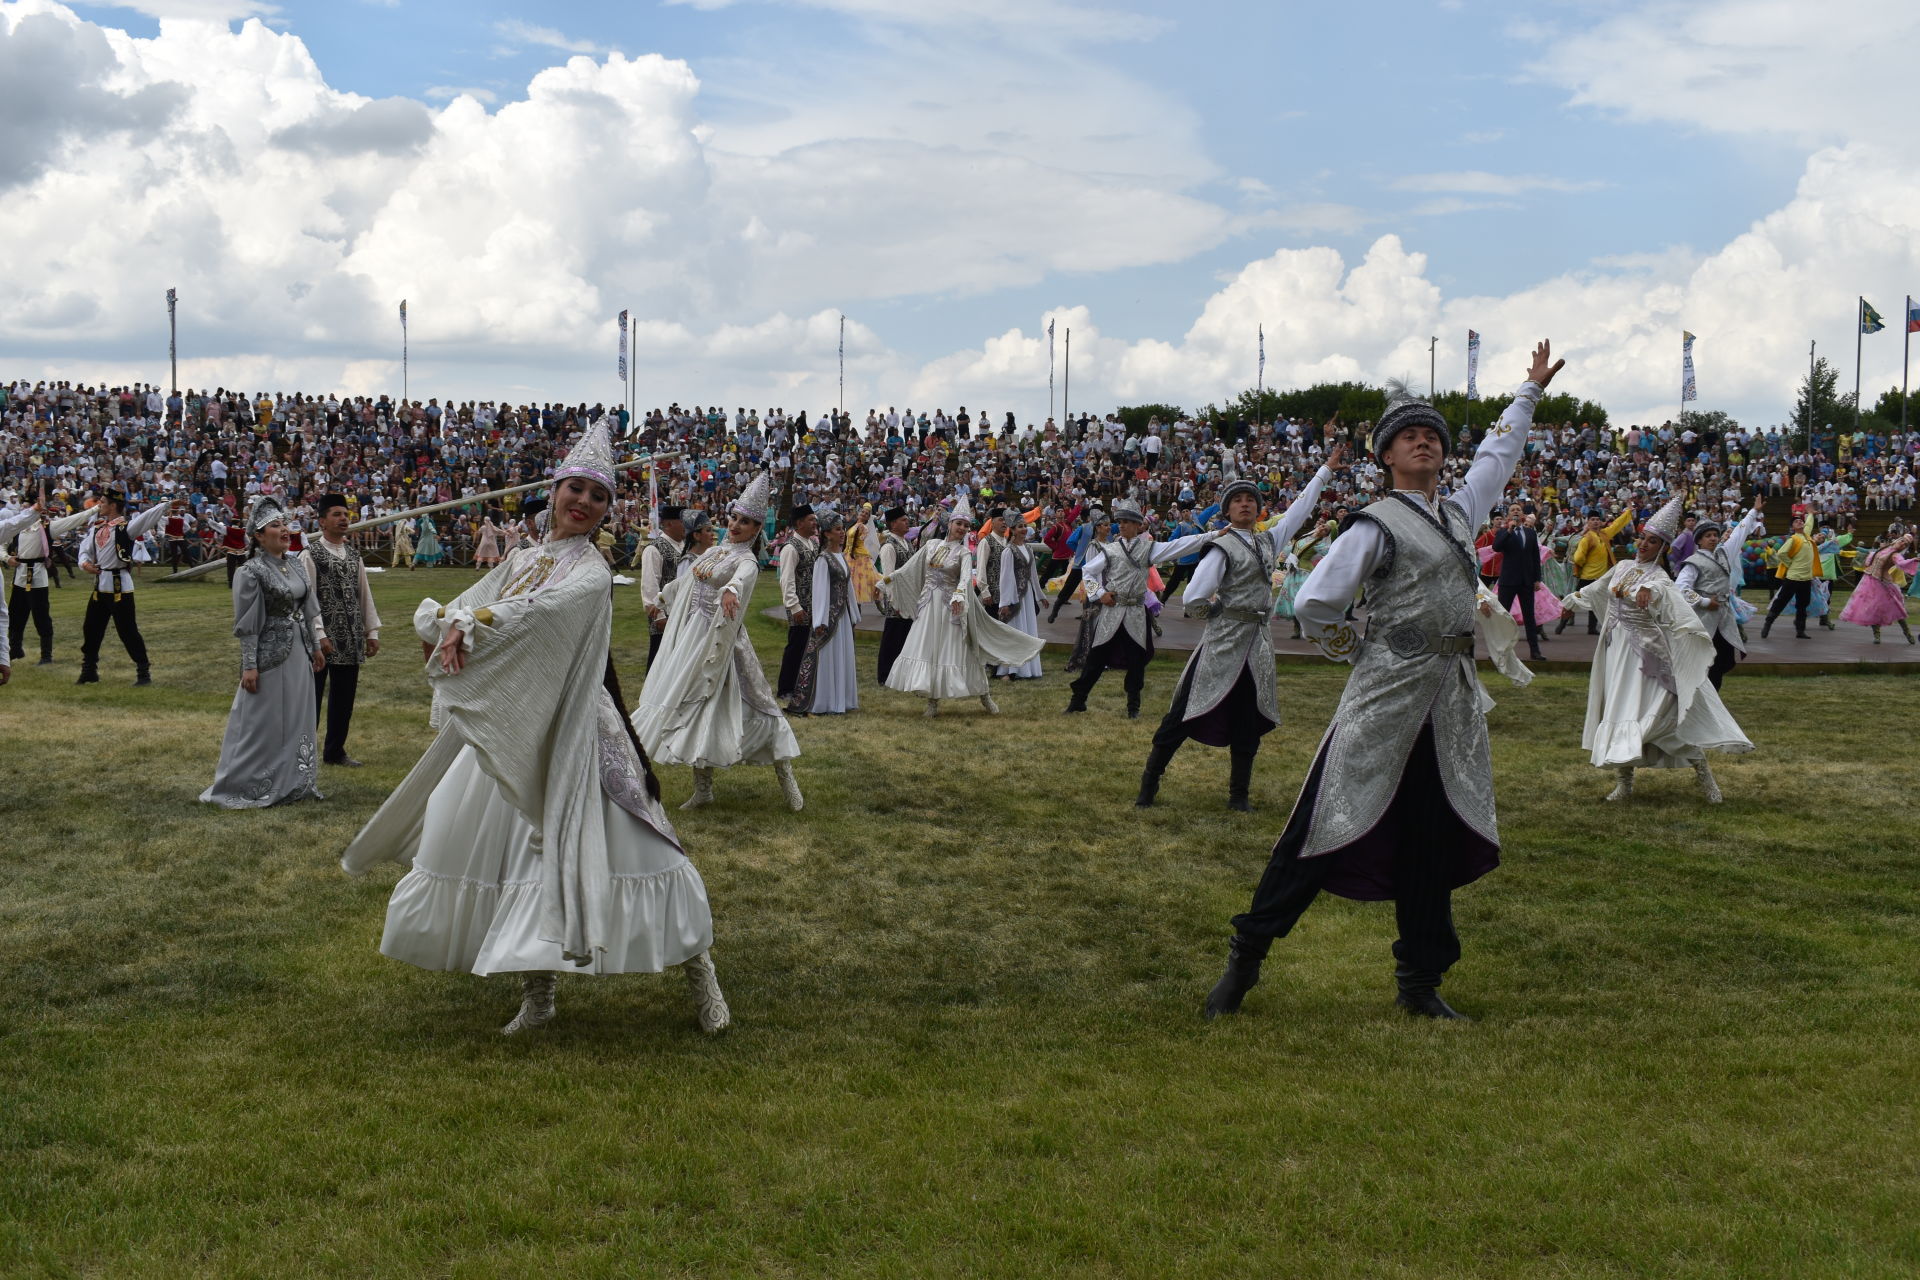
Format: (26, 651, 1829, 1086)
(76, 489, 167, 686)
(1492, 502, 1545, 661)
(873, 507, 914, 685)
(301, 494, 381, 766)
(775, 504, 820, 701)
(1204, 339, 1563, 1023)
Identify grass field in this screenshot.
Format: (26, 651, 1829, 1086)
(3, 567, 1916, 1278)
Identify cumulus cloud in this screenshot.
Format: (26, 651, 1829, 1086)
(1391, 171, 1606, 196)
(270, 96, 434, 157)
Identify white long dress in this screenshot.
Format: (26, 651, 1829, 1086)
(1566, 559, 1754, 769)
(884, 537, 1044, 699)
(343, 536, 712, 975)
(633, 538, 801, 767)
(791, 552, 860, 714)
(993, 541, 1044, 679)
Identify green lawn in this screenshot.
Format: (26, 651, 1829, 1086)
(2, 568, 1915, 1278)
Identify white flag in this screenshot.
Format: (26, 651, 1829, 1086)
(1681, 331, 1697, 402)
(617, 310, 629, 381)
(1466, 329, 1481, 401)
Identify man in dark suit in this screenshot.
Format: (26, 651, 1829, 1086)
(1492, 502, 1545, 661)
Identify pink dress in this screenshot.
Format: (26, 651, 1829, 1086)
(1839, 550, 1916, 627)
(475, 519, 504, 566)
(1509, 544, 1564, 626)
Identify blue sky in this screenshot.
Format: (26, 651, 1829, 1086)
(15, 0, 1920, 425)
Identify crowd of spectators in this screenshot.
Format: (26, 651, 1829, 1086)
(5, 378, 1917, 574)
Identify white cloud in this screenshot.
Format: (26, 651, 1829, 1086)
(423, 84, 497, 105)
(664, 0, 1167, 42)
(1528, 0, 1920, 154)
(1392, 171, 1605, 196)
(493, 19, 603, 56)
(83, 0, 275, 19)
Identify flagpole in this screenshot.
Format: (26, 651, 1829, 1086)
(1904, 295, 1912, 438)
(1807, 339, 1816, 447)
(166, 288, 178, 396)
(1063, 328, 1071, 433)
(1255, 324, 1264, 436)
(838, 313, 846, 425)
(1428, 336, 1436, 399)
(1855, 296, 1865, 440)
(1048, 320, 1056, 424)
(401, 301, 409, 405)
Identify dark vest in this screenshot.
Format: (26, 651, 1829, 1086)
(310, 541, 368, 665)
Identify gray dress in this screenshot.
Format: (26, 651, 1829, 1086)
(201, 553, 324, 808)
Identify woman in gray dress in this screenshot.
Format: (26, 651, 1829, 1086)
(201, 496, 327, 809)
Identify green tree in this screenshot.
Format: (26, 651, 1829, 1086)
(1113, 403, 1184, 436)
(1870, 384, 1920, 432)
(1790, 356, 1851, 451)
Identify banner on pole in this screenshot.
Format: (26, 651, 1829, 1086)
(1682, 331, 1697, 402)
(399, 298, 407, 330)
(1258, 324, 1265, 380)
(1861, 299, 1886, 334)
(1907, 296, 1920, 334)
(1466, 329, 1480, 401)
(647, 459, 659, 532)
(166, 286, 177, 314)
(617, 309, 629, 380)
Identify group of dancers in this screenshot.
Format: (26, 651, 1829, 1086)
(12, 336, 1901, 1036)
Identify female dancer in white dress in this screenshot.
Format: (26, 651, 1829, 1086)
(880, 493, 1045, 716)
(473, 509, 504, 570)
(989, 515, 1044, 680)
(201, 496, 327, 808)
(632, 473, 805, 811)
(788, 511, 860, 715)
(342, 424, 729, 1036)
(1561, 494, 1752, 804)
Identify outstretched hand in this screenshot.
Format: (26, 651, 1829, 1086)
(1527, 339, 1566, 390)
(1326, 443, 1349, 471)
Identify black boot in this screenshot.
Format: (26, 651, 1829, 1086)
(1135, 744, 1175, 807)
(1394, 966, 1471, 1021)
(1126, 692, 1141, 720)
(1554, 613, 1570, 634)
(1063, 691, 1088, 714)
(132, 669, 152, 687)
(76, 667, 99, 685)
(1795, 620, 1809, 638)
(1761, 614, 1775, 639)
(1204, 934, 1271, 1020)
(1226, 748, 1256, 812)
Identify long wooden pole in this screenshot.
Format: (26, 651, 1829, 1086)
(346, 451, 683, 531)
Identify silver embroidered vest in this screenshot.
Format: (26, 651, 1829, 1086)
(1300, 494, 1497, 859)
(1682, 547, 1741, 647)
(877, 532, 910, 618)
(1177, 529, 1279, 727)
(1091, 534, 1152, 648)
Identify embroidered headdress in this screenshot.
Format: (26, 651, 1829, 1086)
(247, 494, 286, 533)
(1372, 378, 1451, 461)
(1642, 492, 1686, 543)
(1218, 478, 1261, 509)
(950, 493, 975, 525)
(1110, 499, 1145, 524)
(730, 471, 772, 523)
(552, 421, 618, 494)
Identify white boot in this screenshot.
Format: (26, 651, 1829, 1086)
(1693, 758, 1723, 804)
(1604, 766, 1635, 802)
(923, 698, 939, 718)
(502, 973, 557, 1035)
(683, 951, 731, 1033)
(680, 766, 715, 810)
(980, 692, 1000, 715)
(774, 759, 804, 812)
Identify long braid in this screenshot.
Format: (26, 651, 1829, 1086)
(601, 654, 661, 801)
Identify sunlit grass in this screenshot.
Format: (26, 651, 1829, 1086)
(2, 568, 1915, 1277)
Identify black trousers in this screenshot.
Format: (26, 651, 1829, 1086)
(1150, 664, 1269, 762)
(876, 616, 912, 685)
(1160, 562, 1192, 599)
(646, 626, 665, 672)
(1070, 627, 1150, 701)
(1766, 578, 1812, 628)
(226, 553, 247, 586)
(1231, 724, 1461, 982)
(8, 584, 52, 659)
(313, 661, 361, 761)
(80, 591, 150, 675)
(777, 622, 809, 698)
(1048, 565, 1083, 621)
(1707, 632, 1738, 689)
(1498, 580, 1541, 652)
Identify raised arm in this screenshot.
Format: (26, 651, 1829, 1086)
(1263, 456, 1339, 553)
(1458, 340, 1563, 521)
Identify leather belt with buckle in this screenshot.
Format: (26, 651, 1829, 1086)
(1375, 623, 1475, 658)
